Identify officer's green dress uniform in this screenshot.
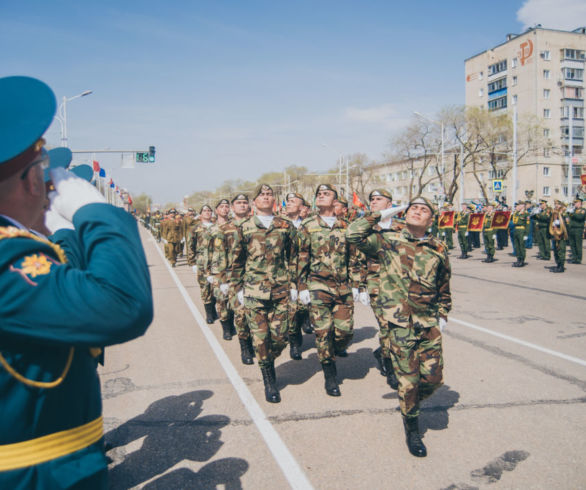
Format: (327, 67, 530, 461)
(455, 210, 470, 258)
(567, 200, 585, 264)
(0, 75, 153, 490)
(482, 210, 496, 262)
(512, 207, 530, 266)
(533, 204, 552, 260)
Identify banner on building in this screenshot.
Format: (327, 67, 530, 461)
(492, 211, 511, 230)
(438, 211, 455, 229)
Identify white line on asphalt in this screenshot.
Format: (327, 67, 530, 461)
(149, 237, 313, 490)
(450, 317, 586, 367)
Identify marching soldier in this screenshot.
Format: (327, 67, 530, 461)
(366, 189, 405, 389)
(550, 200, 568, 273)
(0, 76, 153, 488)
(441, 202, 455, 249)
(481, 202, 497, 263)
(165, 209, 183, 267)
(347, 196, 451, 458)
(297, 184, 364, 397)
(533, 199, 552, 260)
(208, 199, 235, 340)
(230, 184, 297, 403)
(455, 203, 471, 259)
(211, 194, 255, 364)
(567, 197, 585, 264)
(512, 201, 529, 267)
(333, 194, 349, 221)
(191, 205, 217, 323)
(183, 207, 198, 265)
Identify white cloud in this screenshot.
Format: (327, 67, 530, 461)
(343, 103, 405, 130)
(517, 0, 586, 31)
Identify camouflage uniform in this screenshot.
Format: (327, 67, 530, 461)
(230, 216, 297, 365)
(208, 220, 231, 323)
(166, 217, 183, 266)
(347, 212, 451, 420)
(297, 215, 362, 363)
(183, 214, 199, 265)
(191, 220, 215, 304)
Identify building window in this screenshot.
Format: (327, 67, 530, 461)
(543, 186, 551, 196)
(562, 48, 586, 61)
(512, 57, 518, 68)
(488, 77, 507, 94)
(544, 128, 550, 137)
(488, 95, 507, 111)
(512, 75, 517, 86)
(543, 69, 551, 79)
(479, 88, 484, 97)
(563, 86, 583, 99)
(488, 59, 507, 76)
(564, 68, 584, 81)
(543, 166, 551, 176)
(512, 95, 518, 104)
(544, 147, 551, 157)
(543, 89, 550, 99)
(479, 71, 484, 80)
(562, 126, 585, 138)
(544, 109, 550, 118)
(541, 50, 551, 60)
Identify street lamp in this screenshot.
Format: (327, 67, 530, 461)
(55, 90, 93, 147)
(414, 111, 445, 202)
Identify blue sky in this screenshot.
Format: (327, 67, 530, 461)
(2, 0, 583, 204)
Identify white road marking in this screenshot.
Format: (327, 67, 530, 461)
(150, 238, 313, 490)
(450, 317, 586, 367)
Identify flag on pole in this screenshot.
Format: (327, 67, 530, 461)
(92, 161, 100, 172)
(439, 211, 455, 229)
(467, 213, 485, 232)
(352, 191, 365, 209)
(492, 211, 511, 230)
(99, 168, 106, 178)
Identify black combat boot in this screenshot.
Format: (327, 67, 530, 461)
(512, 259, 521, 267)
(552, 264, 565, 273)
(384, 358, 399, 390)
(204, 303, 215, 324)
(239, 337, 254, 365)
(228, 310, 237, 336)
(403, 416, 427, 457)
(289, 332, 302, 360)
(260, 362, 280, 403)
(210, 297, 219, 321)
(301, 311, 314, 334)
(220, 320, 232, 340)
(322, 361, 341, 397)
(373, 347, 387, 376)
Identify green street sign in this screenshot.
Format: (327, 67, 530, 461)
(136, 152, 149, 163)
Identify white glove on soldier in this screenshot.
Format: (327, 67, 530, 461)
(192, 265, 198, 274)
(45, 207, 74, 233)
(290, 289, 298, 302)
(206, 275, 214, 284)
(299, 290, 311, 305)
(379, 205, 407, 220)
(237, 290, 244, 305)
(439, 318, 448, 333)
(49, 167, 106, 221)
(220, 283, 230, 296)
(352, 288, 360, 302)
(359, 292, 370, 306)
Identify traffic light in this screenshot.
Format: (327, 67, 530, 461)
(148, 146, 156, 163)
(135, 146, 156, 163)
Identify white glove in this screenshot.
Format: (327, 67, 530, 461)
(524, 236, 528, 240)
(380, 205, 407, 220)
(192, 265, 197, 274)
(352, 288, 359, 302)
(465, 232, 469, 236)
(439, 318, 448, 333)
(220, 283, 230, 296)
(359, 292, 370, 306)
(237, 290, 244, 305)
(49, 167, 106, 221)
(290, 289, 298, 302)
(161, 238, 168, 244)
(299, 290, 311, 305)
(206, 275, 214, 284)
(554, 219, 560, 226)
(45, 207, 74, 233)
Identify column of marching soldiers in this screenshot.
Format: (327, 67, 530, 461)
(138, 185, 584, 458)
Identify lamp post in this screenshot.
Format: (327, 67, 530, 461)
(414, 111, 445, 203)
(56, 90, 93, 147)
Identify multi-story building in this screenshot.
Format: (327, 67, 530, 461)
(465, 25, 586, 204)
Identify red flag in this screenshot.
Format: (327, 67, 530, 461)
(92, 161, 100, 172)
(439, 211, 455, 229)
(492, 211, 511, 230)
(581, 174, 586, 186)
(352, 191, 365, 209)
(467, 213, 485, 232)
(128, 195, 133, 205)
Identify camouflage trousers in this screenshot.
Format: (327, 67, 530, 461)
(186, 236, 195, 265)
(196, 272, 213, 304)
(213, 285, 231, 323)
(389, 322, 443, 418)
(165, 241, 180, 265)
(369, 292, 387, 354)
(229, 291, 251, 340)
(244, 296, 288, 365)
(287, 301, 309, 337)
(309, 290, 354, 363)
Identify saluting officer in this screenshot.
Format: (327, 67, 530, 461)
(0, 76, 153, 488)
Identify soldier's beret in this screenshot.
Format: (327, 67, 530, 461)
(231, 193, 249, 203)
(200, 204, 212, 213)
(169, 208, 177, 214)
(336, 194, 348, 206)
(253, 183, 273, 199)
(187, 207, 195, 212)
(574, 197, 583, 203)
(0, 76, 56, 180)
(44, 147, 72, 182)
(286, 192, 306, 205)
(70, 164, 94, 182)
(539, 199, 547, 204)
(215, 198, 230, 208)
(315, 183, 338, 199)
(369, 189, 392, 201)
(406, 196, 436, 216)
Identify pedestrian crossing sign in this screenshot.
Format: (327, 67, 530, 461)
(493, 180, 503, 192)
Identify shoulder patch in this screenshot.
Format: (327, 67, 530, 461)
(10, 253, 59, 286)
